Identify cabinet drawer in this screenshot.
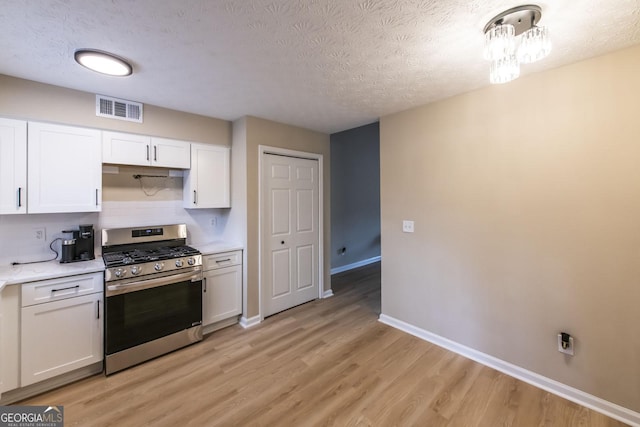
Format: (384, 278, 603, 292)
(203, 250, 242, 271)
(22, 272, 103, 307)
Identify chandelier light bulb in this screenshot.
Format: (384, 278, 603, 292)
(489, 54, 520, 84)
(517, 26, 552, 64)
(484, 24, 516, 61)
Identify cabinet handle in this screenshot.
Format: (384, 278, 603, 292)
(193, 190, 197, 205)
(154, 146, 157, 161)
(215, 259, 232, 264)
(203, 277, 207, 293)
(146, 145, 150, 161)
(51, 285, 80, 293)
(17, 187, 22, 208)
(95, 189, 99, 206)
(96, 300, 100, 319)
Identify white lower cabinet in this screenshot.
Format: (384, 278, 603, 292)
(202, 250, 242, 327)
(20, 273, 103, 387)
(1, 285, 20, 394)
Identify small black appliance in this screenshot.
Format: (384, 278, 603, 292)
(60, 224, 95, 263)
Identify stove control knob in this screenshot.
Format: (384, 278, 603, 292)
(175, 259, 184, 267)
(187, 257, 195, 266)
(114, 268, 125, 278)
(131, 266, 141, 275)
(154, 262, 164, 271)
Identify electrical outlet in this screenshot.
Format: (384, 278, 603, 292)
(210, 216, 218, 227)
(557, 333, 574, 356)
(402, 220, 414, 233)
(34, 227, 46, 241)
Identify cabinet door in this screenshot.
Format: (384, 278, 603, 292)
(0, 118, 27, 214)
(28, 122, 102, 213)
(102, 131, 151, 166)
(1, 285, 21, 393)
(202, 265, 242, 326)
(184, 143, 230, 209)
(21, 293, 103, 387)
(151, 137, 191, 169)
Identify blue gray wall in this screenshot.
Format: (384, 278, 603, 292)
(330, 122, 380, 272)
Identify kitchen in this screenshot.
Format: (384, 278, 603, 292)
(0, 72, 333, 400)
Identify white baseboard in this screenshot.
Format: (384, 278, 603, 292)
(331, 256, 381, 275)
(239, 315, 261, 329)
(322, 289, 334, 298)
(378, 314, 640, 427)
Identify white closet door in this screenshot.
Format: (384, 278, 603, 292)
(262, 154, 319, 317)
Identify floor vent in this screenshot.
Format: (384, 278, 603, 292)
(96, 95, 143, 123)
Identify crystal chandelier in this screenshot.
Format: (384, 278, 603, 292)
(483, 5, 551, 84)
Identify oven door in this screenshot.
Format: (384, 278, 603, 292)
(105, 269, 203, 356)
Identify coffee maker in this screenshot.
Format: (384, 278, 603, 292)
(60, 224, 96, 263)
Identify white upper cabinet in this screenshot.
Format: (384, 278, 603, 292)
(28, 122, 102, 213)
(151, 137, 191, 169)
(102, 131, 151, 166)
(183, 143, 230, 209)
(0, 118, 27, 214)
(102, 131, 190, 169)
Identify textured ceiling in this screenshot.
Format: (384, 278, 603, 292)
(1, 0, 640, 133)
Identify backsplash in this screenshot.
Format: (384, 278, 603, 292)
(0, 200, 231, 267)
(99, 200, 230, 247)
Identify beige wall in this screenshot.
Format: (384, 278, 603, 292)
(380, 44, 640, 412)
(241, 116, 330, 318)
(0, 74, 231, 145)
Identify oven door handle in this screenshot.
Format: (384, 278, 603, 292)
(106, 270, 201, 296)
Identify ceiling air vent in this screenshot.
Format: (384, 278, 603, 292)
(96, 95, 143, 123)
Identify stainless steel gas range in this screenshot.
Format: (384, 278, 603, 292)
(102, 224, 203, 375)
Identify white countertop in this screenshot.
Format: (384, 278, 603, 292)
(0, 241, 243, 291)
(194, 241, 244, 255)
(0, 258, 105, 290)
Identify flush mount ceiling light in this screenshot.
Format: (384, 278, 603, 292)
(483, 5, 551, 84)
(74, 49, 132, 77)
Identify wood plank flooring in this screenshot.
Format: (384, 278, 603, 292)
(21, 263, 627, 426)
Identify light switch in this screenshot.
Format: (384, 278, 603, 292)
(402, 220, 414, 233)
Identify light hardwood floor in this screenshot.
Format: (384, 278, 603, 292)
(21, 263, 627, 426)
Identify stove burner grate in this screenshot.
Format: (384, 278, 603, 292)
(103, 245, 200, 268)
